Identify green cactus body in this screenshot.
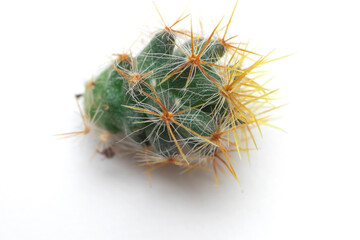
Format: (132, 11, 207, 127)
(76, 6, 278, 183)
(85, 30, 226, 154)
(84, 65, 127, 134)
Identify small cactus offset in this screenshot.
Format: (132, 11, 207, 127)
(65, 2, 280, 184)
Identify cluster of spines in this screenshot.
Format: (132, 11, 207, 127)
(62, 1, 280, 184)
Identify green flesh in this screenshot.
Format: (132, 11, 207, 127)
(84, 31, 229, 156)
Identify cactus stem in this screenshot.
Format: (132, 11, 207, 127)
(70, 3, 282, 184)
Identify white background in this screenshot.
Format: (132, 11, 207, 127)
(1, 0, 360, 239)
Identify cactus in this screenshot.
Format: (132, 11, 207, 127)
(62, 2, 280, 184)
